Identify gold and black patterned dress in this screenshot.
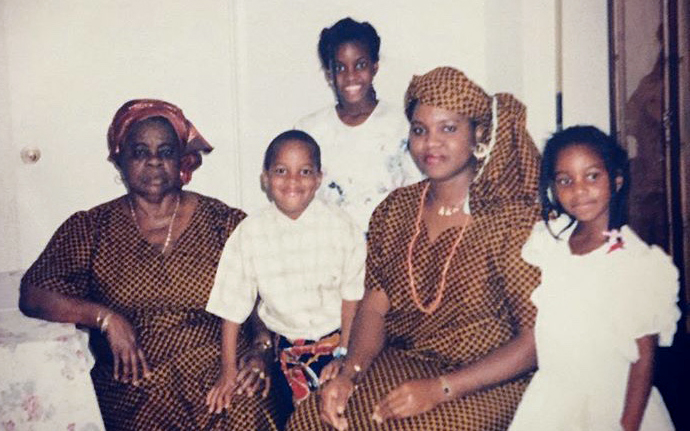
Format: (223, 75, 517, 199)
(288, 89, 542, 430)
(22, 195, 279, 431)
(287, 181, 540, 431)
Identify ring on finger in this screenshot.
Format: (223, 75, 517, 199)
(251, 367, 261, 374)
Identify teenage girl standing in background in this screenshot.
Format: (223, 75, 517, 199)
(295, 17, 422, 233)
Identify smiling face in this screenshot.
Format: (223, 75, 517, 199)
(553, 143, 620, 230)
(330, 41, 378, 106)
(261, 139, 322, 220)
(119, 117, 181, 200)
(408, 103, 476, 183)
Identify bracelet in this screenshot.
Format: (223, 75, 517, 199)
(96, 311, 113, 333)
(333, 346, 348, 358)
(438, 375, 453, 398)
(253, 338, 273, 353)
(339, 362, 363, 383)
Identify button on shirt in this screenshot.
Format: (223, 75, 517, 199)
(206, 200, 366, 341)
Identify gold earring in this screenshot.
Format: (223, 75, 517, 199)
(473, 142, 489, 160)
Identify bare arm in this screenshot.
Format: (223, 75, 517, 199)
(317, 299, 360, 384)
(338, 299, 359, 349)
(443, 326, 536, 398)
(339, 289, 389, 379)
(20, 281, 105, 327)
(372, 326, 536, 422)
(319, 289, 389, 430)
(620, 334, 657, 431)
(20, 281, 150, 383)
(206, 319, 240, 413)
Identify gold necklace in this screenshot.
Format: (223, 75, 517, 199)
(407, 183, 470, 314)
(429, 187, 468, 217)
(437, 205, 462, 217)
(129, 195, 181, 255)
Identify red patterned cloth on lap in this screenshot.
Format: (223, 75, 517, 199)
(278, 331, 340, 404)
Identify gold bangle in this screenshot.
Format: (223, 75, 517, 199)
(253, 338, 273, 352)
(340, 362, 363, 383)
(97, 311, 113, 333)
(439, 375, 453, 398)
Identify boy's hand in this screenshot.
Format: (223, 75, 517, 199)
(206, 367, 238, 414)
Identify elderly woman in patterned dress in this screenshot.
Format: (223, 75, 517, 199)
(19, 99, 279, 431)
(286, 67, 542, 431)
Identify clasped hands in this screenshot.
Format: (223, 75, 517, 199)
(319, 373, 448, 431)
(205, 351, 272, 414)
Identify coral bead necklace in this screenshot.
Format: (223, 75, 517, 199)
(407, 182, 470, 314)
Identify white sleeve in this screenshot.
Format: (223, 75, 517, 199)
(206, 223, 257, 324)
(339, 221, 366, 301)
(521, 221, 547, 267)
(630, 246, 681, 347)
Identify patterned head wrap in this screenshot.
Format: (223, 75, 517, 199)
(107, 99, 213, 184)
(405, 67, 540, 213)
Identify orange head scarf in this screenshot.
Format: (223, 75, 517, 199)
(107, 99, 213, 184)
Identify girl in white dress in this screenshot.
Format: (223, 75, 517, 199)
(509, 125, 680, 431)
(295, 17, 422, 233)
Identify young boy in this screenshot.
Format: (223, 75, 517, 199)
(205, 130, 365, 418)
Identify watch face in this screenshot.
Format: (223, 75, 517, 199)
(333, 346, 348, 358)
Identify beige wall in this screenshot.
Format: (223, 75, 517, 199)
(0, 0, 609, 272)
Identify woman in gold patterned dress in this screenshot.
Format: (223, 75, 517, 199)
(19, 99, 279, 431)
(287, 67, 541, 431)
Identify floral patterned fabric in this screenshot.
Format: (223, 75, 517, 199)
(0, 308, 104, 431)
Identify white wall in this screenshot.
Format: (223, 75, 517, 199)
(233, 0, 488, 212)
(0, 0, 242, 271)
(561, 0, 611, 131)
(0, 0, 610, 272)
(0, 0, 21, 272)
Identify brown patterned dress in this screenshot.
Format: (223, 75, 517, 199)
(287, 180, 540, 431)
(288, 67, 542, 431)
(22, 195, 279, 431)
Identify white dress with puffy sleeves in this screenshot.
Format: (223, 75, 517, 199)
(509, 217, 679, 431)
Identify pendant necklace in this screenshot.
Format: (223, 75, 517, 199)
(129, 195, 181, 255)
(407, 182, 470, 314)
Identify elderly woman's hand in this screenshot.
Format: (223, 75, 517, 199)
(319, 374, 355, 431)
(234, 350, 271, 399)
(103, 312, 150, 385)
(371, 378, 446, 423)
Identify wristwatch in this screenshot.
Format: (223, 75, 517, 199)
(333, 346, 348, 358)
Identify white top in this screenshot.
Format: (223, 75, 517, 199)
(508, 217, 680, 431)
(295, 101, 423, 233)
(206, 200, 366, 341)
